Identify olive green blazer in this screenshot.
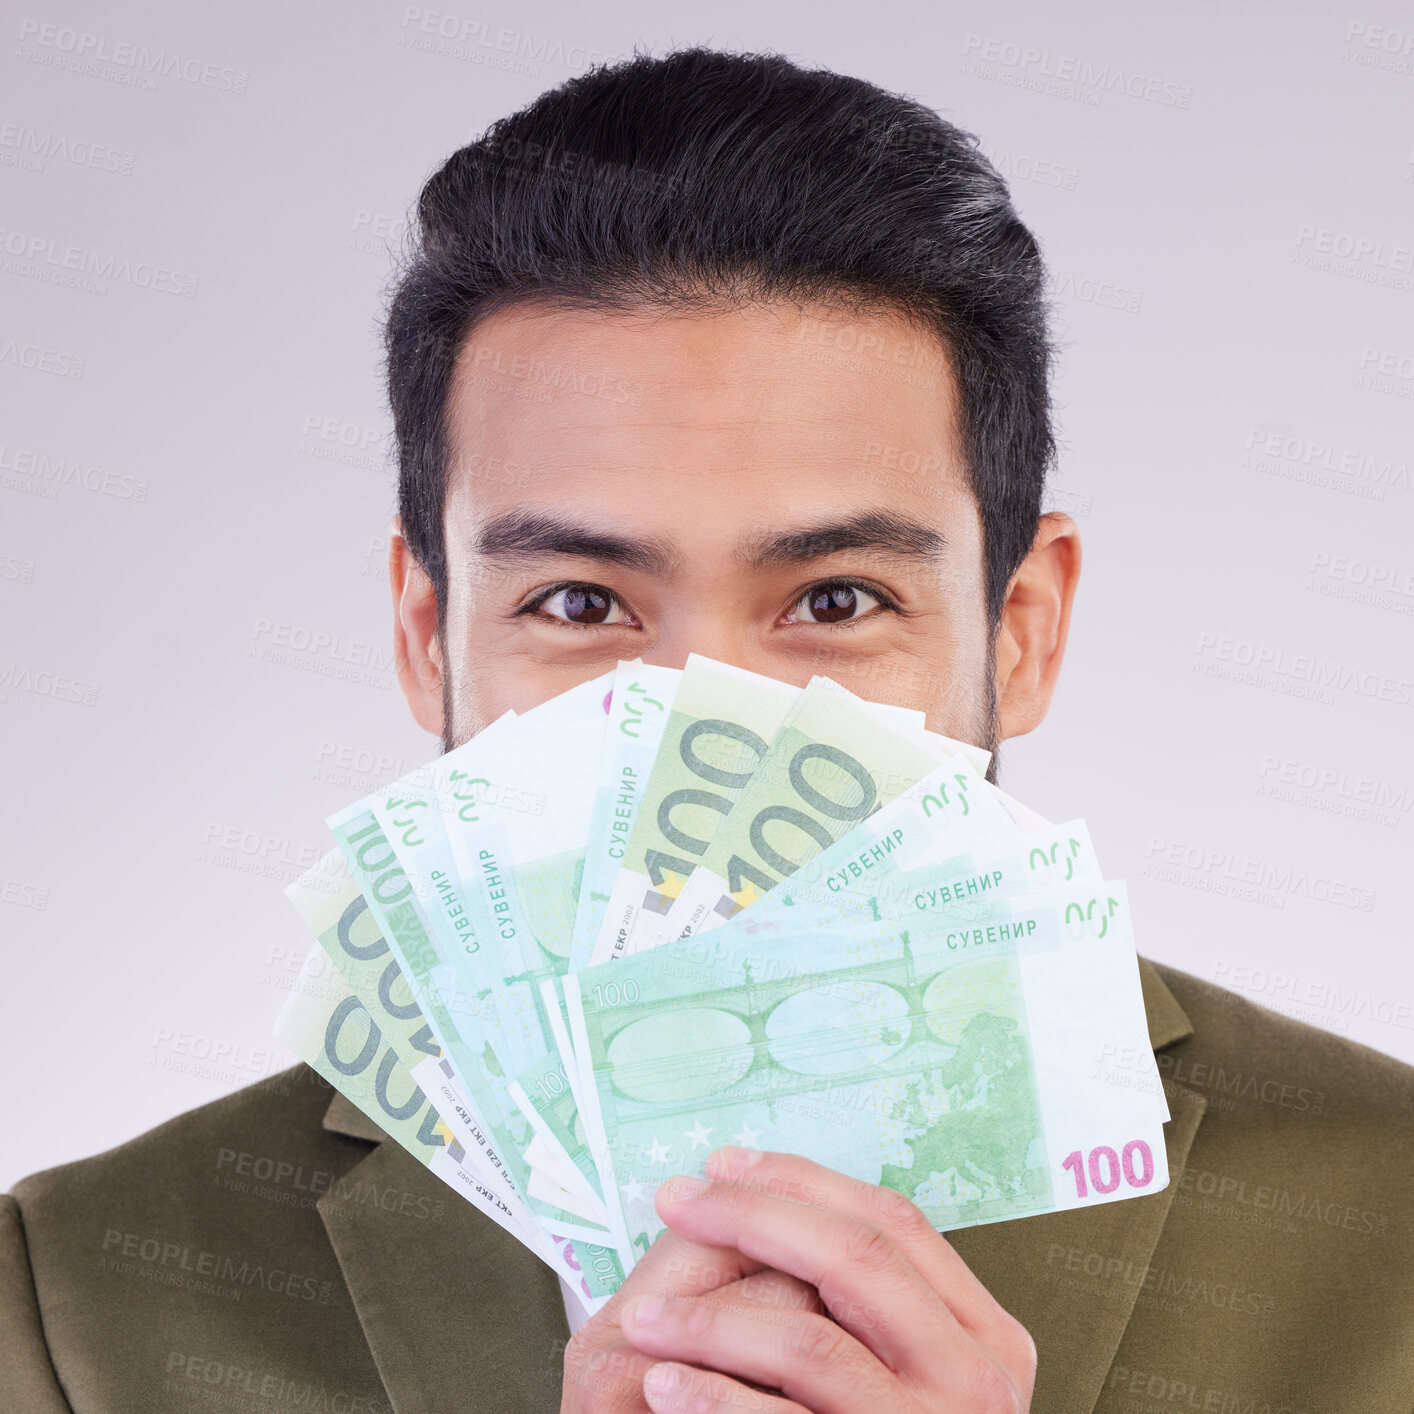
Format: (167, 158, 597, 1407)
(4, 959, 1413, 1413)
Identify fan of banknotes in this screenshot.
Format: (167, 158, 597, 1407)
(275, 655, 1169, 1313)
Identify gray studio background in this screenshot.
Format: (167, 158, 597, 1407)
(3, 0, 1412, 1188)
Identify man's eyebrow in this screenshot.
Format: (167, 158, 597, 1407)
(739, 512, 946, 568)
(473, 509, 683, 577)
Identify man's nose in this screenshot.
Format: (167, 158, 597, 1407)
(641, 619, 765, 679)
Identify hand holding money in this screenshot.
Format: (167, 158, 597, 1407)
(275, 654, 1168, 1337)
(559, 1222, 824, 1413)
(610, 1147, 1037, 1414)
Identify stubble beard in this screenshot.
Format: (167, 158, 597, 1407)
(440, 632, 1004, 780)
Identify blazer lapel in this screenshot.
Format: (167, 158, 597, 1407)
(315, 1099, 570, 1414)
(948, 957, 1207, 1414)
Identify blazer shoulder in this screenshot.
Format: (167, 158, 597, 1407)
(0, 1196, 73, 1412)
(9, 1063, 340, 1216)
(4, 1065, 391, 1412)
(1150, 958, 1414, 1115)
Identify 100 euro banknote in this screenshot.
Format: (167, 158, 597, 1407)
(657, 674, 956, 942)
(271, 939, 622, 1308)
(564, 879, 1167, 1264)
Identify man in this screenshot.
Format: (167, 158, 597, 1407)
(4, 46, 1412, 1414)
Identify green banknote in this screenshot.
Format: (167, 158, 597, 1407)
(710, 818, 1169, 1126)
(363, 769, 609, 1216)
(434, 699, 621, 1227)
(443, 699, 608, 1031)
(731, 776, 1085, 931)
(270, 944, 524, 1237)
(593, 656, 802, 964)
(833, 822, 1102, 925)
(565, 879, 1167, 1267)
(289, 851, 444, 1070)
(368, 677, 623, 1237)
(273, 943, 620, 1308)
(324, 804, 617, 1248)
(287, 853, 617, 1242)
(367, 709, 518, 974)
(749, 757, 1020, 920)
(659, 675, 958, 942)
(569, 661, 682, 972)
(286, 851, 569, 1219)
(367, 675, 607, 1030)
(672, 797, 1154, 1110)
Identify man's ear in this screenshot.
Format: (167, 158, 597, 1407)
(993, 512, 1082, 741)
(388, 515, 445, 737)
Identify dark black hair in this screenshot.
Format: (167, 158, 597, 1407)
(386, 45, 1055, 632)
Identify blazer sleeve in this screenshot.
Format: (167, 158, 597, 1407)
(0, 1196, 74, 1413)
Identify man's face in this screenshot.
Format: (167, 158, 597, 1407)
(390, 300, 1079, 761)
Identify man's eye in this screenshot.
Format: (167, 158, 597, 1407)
(785, 582, 887, 625)
(533, 585, 632, 627)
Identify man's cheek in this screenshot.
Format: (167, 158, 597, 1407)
(824, 652, 995, 751)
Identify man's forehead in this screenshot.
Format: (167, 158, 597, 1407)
(439, 301, 974, 567)
(444, 299, 963, 463)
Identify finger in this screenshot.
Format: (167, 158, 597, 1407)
(655, 1169, 976, 1381)
(701, 1148, 1032, 1368)
(610, 1226, 767, 1311)
(622, 1292, 902, 1414)
(703, 1148, 997, 1321)
(561, 1328, 656, 1414)
(642, 1362, 809, 1414)
(563, 1232, 768, 1413)
(562, 1270, 819, 1413)
(705, 1269, 824, 1320)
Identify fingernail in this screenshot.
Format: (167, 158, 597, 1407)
(644, 1362, 681, 1393)
(628, 1294, 665, 1327)
(705, 1145, 761, 1179)
(659, 1174, 710, 1202)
